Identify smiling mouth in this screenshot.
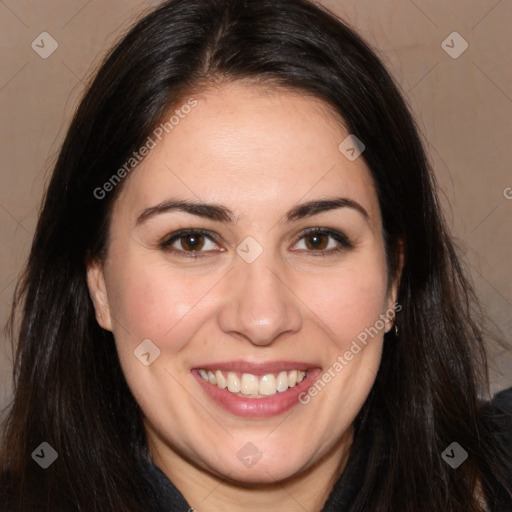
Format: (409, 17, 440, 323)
(197, 369, 308, 398)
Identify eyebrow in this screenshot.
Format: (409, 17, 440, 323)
(135, 196, 369, 225)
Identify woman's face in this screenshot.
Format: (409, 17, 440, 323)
(87, 82, 400, 484)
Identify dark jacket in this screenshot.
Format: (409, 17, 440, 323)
(139, 387, 512, 511)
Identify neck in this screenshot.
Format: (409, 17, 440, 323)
(146, 424, 354, 512)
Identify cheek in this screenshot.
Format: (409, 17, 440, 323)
(105, 254, 213, 351)
(299, 258, 388, 426)
(304, 257, 390, 348)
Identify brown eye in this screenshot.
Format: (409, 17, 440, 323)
(293, 228, 353, 255)
(179, 233, 205, 251)
(160, 229, 221, 257)
(303, 232, 329, 251)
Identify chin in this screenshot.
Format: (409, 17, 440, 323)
(201, 448, 313, 485)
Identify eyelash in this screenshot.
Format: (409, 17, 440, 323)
(159, 227, 354, 259)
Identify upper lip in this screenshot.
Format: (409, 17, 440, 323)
(192, 360, 319, 375)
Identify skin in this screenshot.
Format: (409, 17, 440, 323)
(87, 82, 402, 511)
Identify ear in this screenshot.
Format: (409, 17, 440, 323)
(384, 238, 404, 332)
(86, 257, 113, 331)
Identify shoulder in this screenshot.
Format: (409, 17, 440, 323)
(483, 386, 512, 455)
(491, 386, 512, 412)
(483, 386, 512, 440)
(480, 386, 512, 512)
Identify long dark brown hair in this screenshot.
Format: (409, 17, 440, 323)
(1, 0, 510, 510)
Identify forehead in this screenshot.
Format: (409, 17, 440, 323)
(114, 82, 381, 227)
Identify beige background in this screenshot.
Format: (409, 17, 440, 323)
(1, 0, 511, 418)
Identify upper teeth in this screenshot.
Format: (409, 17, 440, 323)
(198, 369, 307, 397)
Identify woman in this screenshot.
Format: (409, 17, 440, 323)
(0, 0, 510, 510)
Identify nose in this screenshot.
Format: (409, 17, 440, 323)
(217, 253, 303, 346)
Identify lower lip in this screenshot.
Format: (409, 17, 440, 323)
(193, 369, 323, 418)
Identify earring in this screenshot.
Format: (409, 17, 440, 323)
(393, 323, 399, 336)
